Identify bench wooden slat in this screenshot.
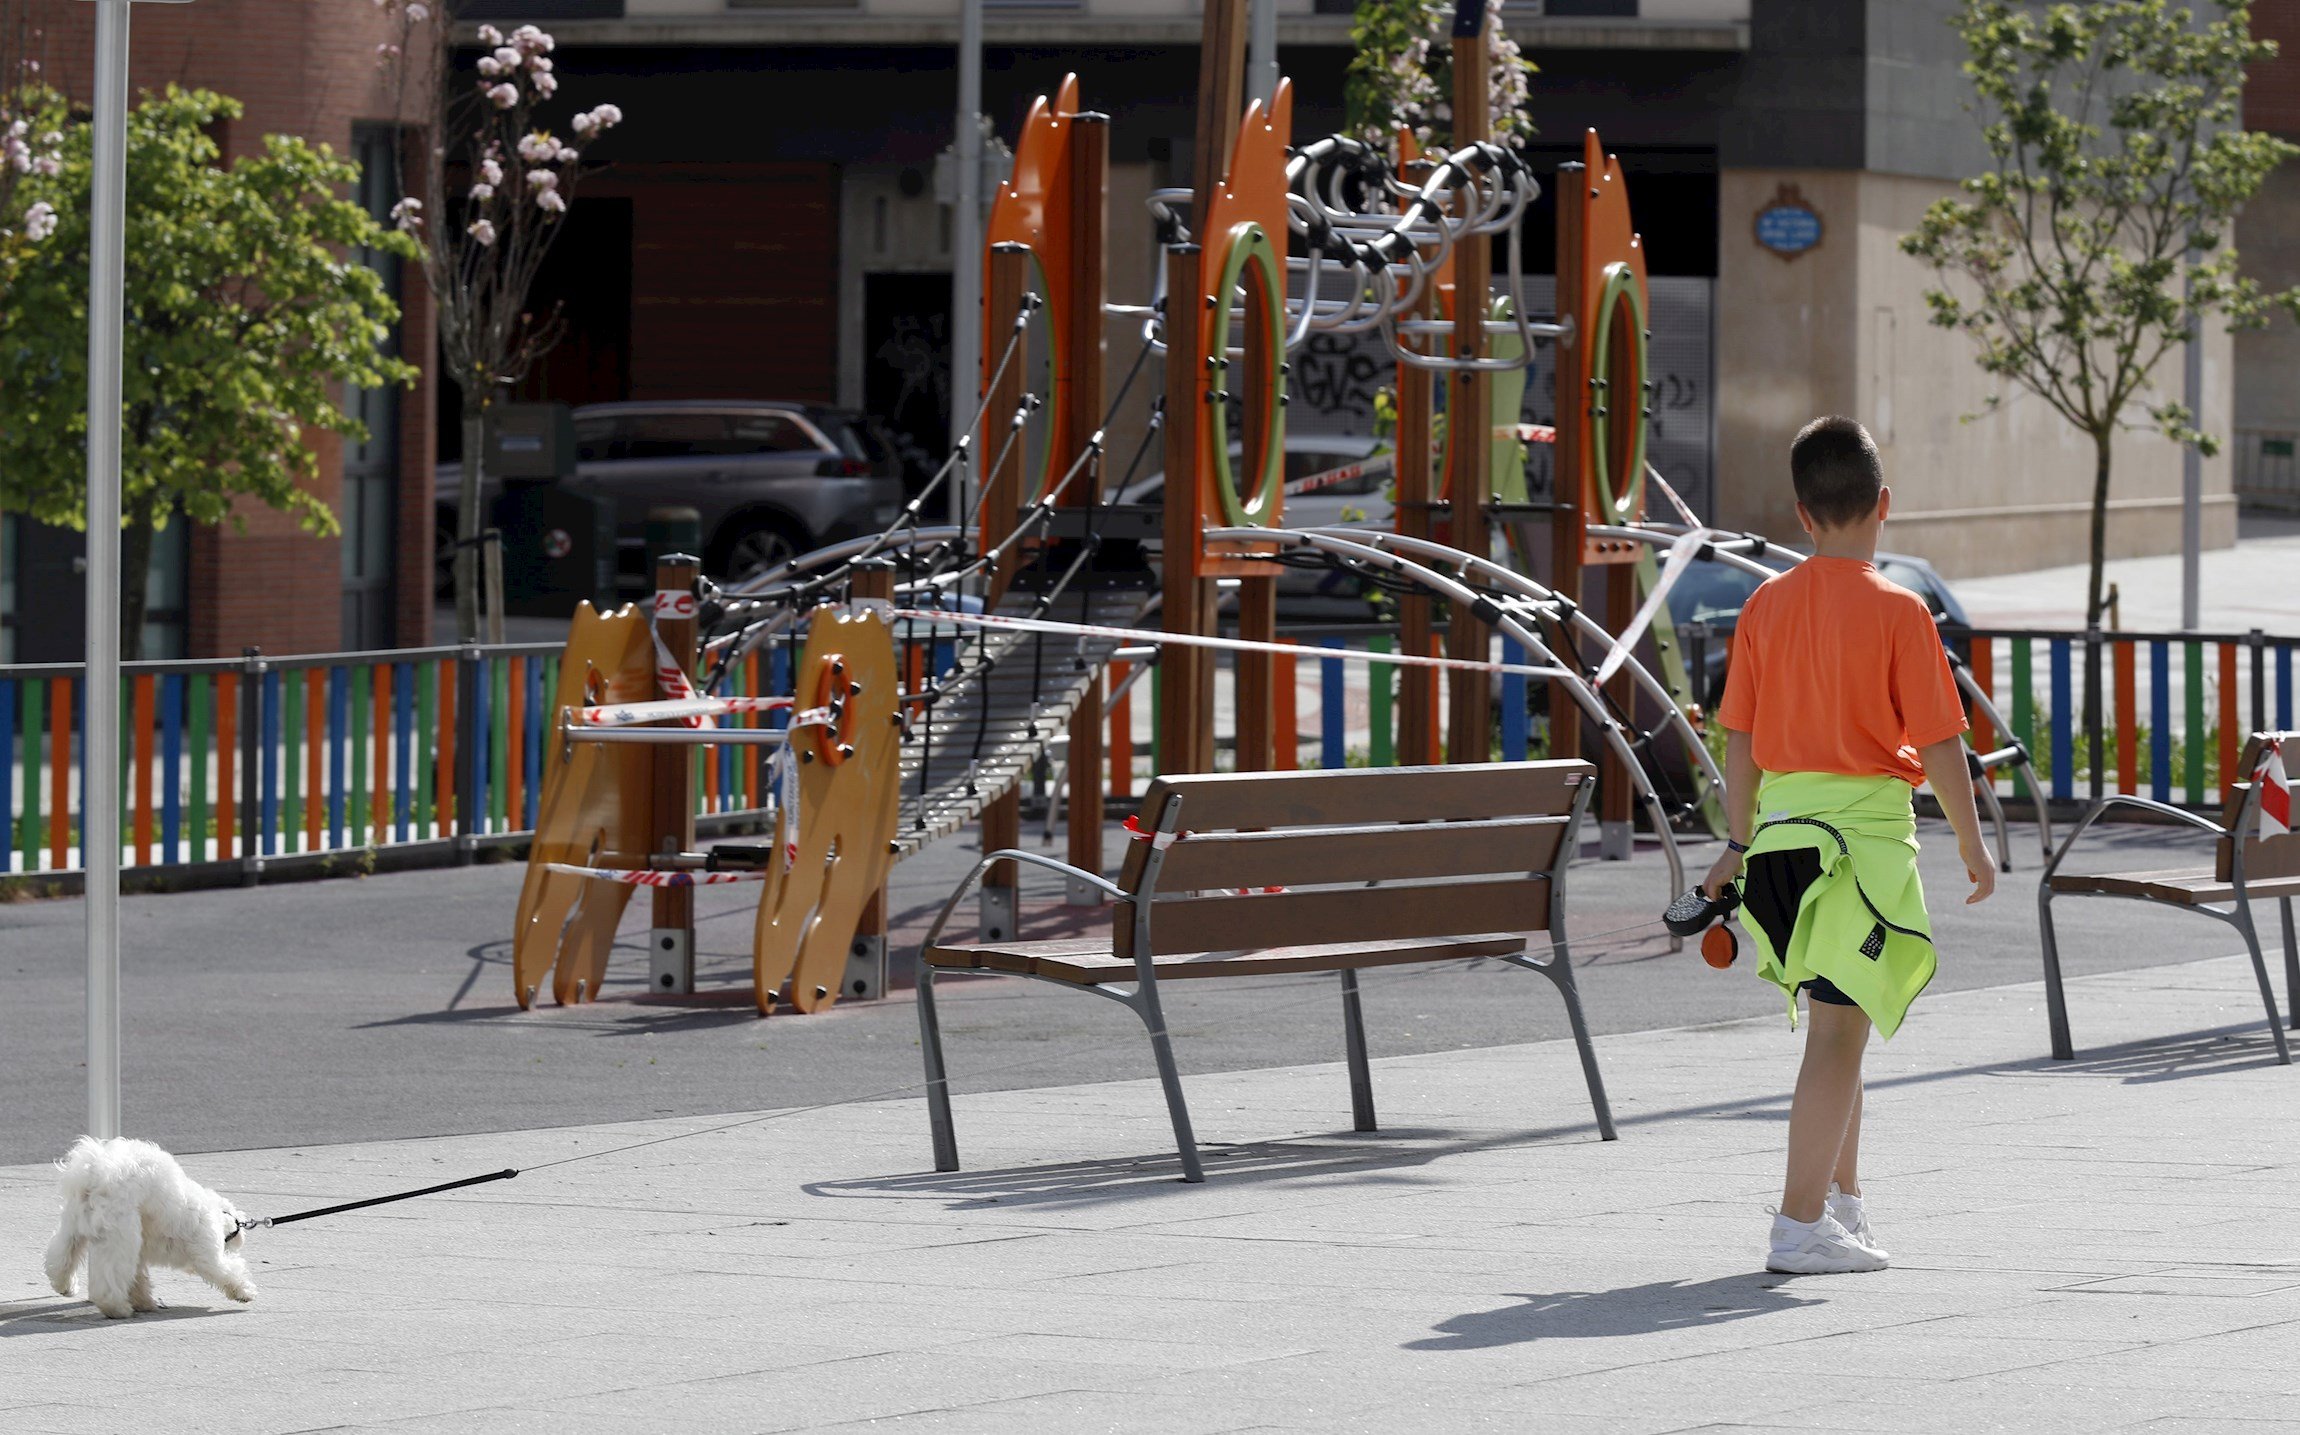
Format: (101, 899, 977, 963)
(1118, 876, 1548, 957)
(1148, 818, 1568, 893)
(2046, 868, 2300, 905)
(926, 933, 1527, 984)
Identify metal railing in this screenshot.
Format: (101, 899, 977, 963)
(2235, 428, 2300, 513)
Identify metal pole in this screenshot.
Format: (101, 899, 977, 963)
(949, 0, 985, 530)
(1248, 0, 1278, 107)
(85, 0, 131, 1141)
(2181, 258, 2202, 631)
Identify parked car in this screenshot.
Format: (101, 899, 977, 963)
(436, 401, 906, 597)
(1115, 433, 1392, 620)
(1667, 547, 1971, 703)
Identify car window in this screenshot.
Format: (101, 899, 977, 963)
(1667, 561, 1764, 628)
(1877, 559, 1947, 616)
(729, 413, 819, 454)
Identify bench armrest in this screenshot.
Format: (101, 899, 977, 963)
(2041, 794, 2229, 886)
(920, 849, 1129, 954)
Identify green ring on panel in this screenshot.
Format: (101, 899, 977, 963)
(1586, 261, 1649, 524)
(1208, 222, 1286, 528)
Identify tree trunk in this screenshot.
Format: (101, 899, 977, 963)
(2080, 430, 2112, 802)
(118, 492, 156, 663)
(455, 401, 485, 643)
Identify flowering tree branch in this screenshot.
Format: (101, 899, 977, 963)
(1345, 0, 1533, 153)
(372, 4, 624, 640)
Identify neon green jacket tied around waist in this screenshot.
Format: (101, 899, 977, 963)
(1737, 771, 1937, 1039)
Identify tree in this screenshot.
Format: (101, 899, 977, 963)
(1345, 0, 1534, 152)
(1903, 0, 2300, 640)
(373, 5, 624, 642)
(0, 86, 417, 657)
(0, 4, 64, 267)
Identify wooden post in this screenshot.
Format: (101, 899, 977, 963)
(1444, 7, 1495, 765)
(649, 553, 700, 994)
(1156, 0, 1249, 779)
(1549, 157, 1587, 767)
(982, 243, 1033, 605)
(1064, 110, 1110, 895)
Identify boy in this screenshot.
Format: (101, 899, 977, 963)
(1703, 416, 1996, 1275)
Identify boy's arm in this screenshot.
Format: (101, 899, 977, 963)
(1700, 728, 1762, 898)
(1918, 736, 1997, 904)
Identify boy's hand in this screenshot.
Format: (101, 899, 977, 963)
(1701, 849, 1744, 900)
(1959, 833, 1997, 904)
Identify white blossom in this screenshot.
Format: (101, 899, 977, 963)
(476, 56, 503, 78)
(376, 42, 401, 60)
(467, 218, 497, 247)
(509, 25, 555, 54)
(486, 83, 518, 110)
(555, 144, 578, 164)
(531, 71, 558, 98)
(492, 46, 523, 71)
(33, 155, 58, 177)
(525, 168, 558, 191)
(516, 132, 557, 163)
(23, 201, 56, 241)
(476, 23, 503, 45)
(536, 189, 566, 214)
(389, 196, 424, 232)
(467, 182, 495, 203)
(586, 103, 623, 131)
(528, 56, 553, 74)
(479, 157, 504, 187)
(406, 2, 430, 20)
(571, 112, 596, 137)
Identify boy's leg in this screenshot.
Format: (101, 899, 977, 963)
(1833, 1083, 1863, 1197)
(1781, 998, 1870, 1222)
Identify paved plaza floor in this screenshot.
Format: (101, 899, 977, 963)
(5, 946, 2299, 1433)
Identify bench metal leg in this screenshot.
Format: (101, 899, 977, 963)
(2233, 903, 2293, 1066)
(1525, 943, 1616, 1141)
(1340, 968, 1376, 1133)
(1129, 986, 1204, 1183)
(2038, 888, 2076, 1061)
(2282, 898, 2298, 1031)
(915, 965, 961, 1172)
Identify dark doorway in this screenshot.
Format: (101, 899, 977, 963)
(863, 271, 953, 510)
(5, 516, 187, 663)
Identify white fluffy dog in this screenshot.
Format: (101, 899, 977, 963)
(42, 1137, 258, 1318)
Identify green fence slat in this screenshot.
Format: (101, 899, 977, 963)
(2184, 640, 2206, 807)
(187, 674, 208, 865)
(283, 670, 303, 854)
(352, 664, 371, 841)
(1367, 635, 1393, 768)
(2010, 638, 2033, 801)
(19, 680, 39, 871)
(416, 661, 436, 837)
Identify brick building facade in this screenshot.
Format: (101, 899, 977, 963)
(13, 0, 436, 658)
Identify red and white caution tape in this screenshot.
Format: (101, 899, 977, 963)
(886, 608, 1571, 681)
(2259, 738, 2292, 838)
(543, 863, 766, 887)
(1512, 424, 1557, 445)
(1283, 455, 1392, 499)
(652, 588, 710, 729)
(576, 694, 794, 728)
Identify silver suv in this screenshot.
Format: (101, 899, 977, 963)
(436, 400, 905, 595)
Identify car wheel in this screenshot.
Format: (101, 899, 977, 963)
(715, 521, 807, 585)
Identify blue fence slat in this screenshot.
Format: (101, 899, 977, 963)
(161, 674, 183, 864)
(261, 669, 282, 857)
(522, 660, 543, 831)
(0, 680, 13, 874)
(2280, 645, 2294, 731)
(2048, 638, 2073, 802)
(394, 662, 415, 845)
(1500, 637, 1528, 763)
(769, 649, 792, 732)
(327, 667, 348, 848)
(1320, 638, 1346, 770)
(2149, 640, 2171, 803)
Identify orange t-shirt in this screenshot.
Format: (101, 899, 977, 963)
(1715, 556, 1969, 785)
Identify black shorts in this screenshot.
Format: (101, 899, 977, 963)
(1742, 847, 1859, 1007)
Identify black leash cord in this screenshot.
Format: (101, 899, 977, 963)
(256, 1168, 519, 1230)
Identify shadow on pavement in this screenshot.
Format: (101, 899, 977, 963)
(1406, 1274, 1822, 1349)
(0, 1300, 229, 1337)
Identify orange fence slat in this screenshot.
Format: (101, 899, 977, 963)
(2220, 642, 2239, 801)
(214, 673, 236, 863)
(2113, 640, 2137, 795)
(1107, 660, 1133, 801)
(132, 674, 154, 867)
(1968, 638, 1994, 752)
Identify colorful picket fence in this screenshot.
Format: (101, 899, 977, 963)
(0, 643, 791, 876)
(1959, 627, 2298, 809)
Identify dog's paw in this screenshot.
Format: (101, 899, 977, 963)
(48, 1274, 74, 1298)
(223, 1283, 257, 1304)
(92, 1302, 134, 1320)
(131, 1293, 164, 1313)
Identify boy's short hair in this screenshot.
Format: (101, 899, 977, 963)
(1790, 416, 1883, 528)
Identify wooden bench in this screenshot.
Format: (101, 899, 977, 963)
(2039, 732, 2300, 1063)
(914, 760, 1614, 1182)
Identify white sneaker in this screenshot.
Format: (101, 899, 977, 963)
(1766, 1210, 1889, 1274)
(1827, 1183, 1889, 1260)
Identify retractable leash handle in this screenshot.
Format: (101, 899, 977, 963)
(1663, 883, 1743, 969)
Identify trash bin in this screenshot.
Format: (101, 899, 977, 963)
(493, 481, 617, 619)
